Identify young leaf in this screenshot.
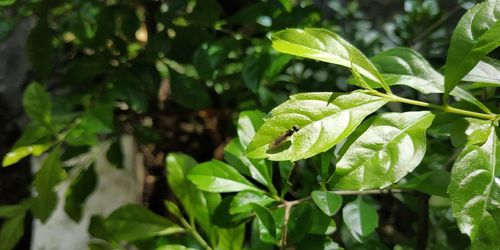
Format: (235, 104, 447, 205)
(311, 190, 343, 216)
(2, 144, 50, 167)
(332, 111, 435, 190)
(0, 213, 25, 250)
(187, 160, 261, 193)
(104, 204, 184, 241)
(444, 0, 500, 97)
(251, 203, 277, 243)
(342, 197, 379, 240)
(64, 164, 97, 222)
(230, 191, 275, 215)
(22, 83, 52, 127)
(31, 147, 67, 222)
(369, 47, 491, 113)
(271, 28, 386, 86)
(448, 129, 500, 249)
(245, 92, 387, 161)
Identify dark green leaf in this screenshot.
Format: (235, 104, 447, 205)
(170, 72, 212, 110)
(333, 111, 434, 190)
(224, 139, 271, 186)
(398, 170, 450, 197)
(448, 129, 500, 249)
(251, 203, 277, 243)
(217, 225, 245, 250)
(342, 197, 379, 240)
(230, 191, 275, 215)
(31, 147, 66, 222)
(106, 140, 124, 169)
(104, 204, 184, 241)
(246, 92, 387, 161)
(88, 215, 116, 243)
(22, 83, 52, 127)
(27, 18, 55, 79)
(271, 28, 386, 86)
(287, 202, 314, 244)
(309, 205, 337, 235)
(212, 196, 251, 228)
(0, 201, 31, 218)
(64, 164, 97, 222)
(444, 0, 500, 96)
(187, 160, 261, 193)
(450, 118, 494, 147)
(311, 190, 343, 216)
(0, 0, 15, 6)
(243, 53, 271, 93)
(296, 235, 341, 250)
(0, 213, 25, 250)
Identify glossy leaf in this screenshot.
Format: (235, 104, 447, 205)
(448, 129, 500, 249)
(287, 202, 314, 244)
(251, 203, 277, 243)
(450, 118, 494, 147)
(0, 213, 25, 250)
(342, 197, 379, 240)
(311, 190, 343, 216)
(333, 111, 434, 190)
(309, 205, 337, 235)
(444, 0, 500, 96)
(237, 110, 265, 148)
(22, 83, 52, 127)
(31, 147, 66, 222)
(246, 92, 387, 161)
(369, 47, 491, 113)
(104, 204, 184, 241)
(463, 57, 500, 85)
(224, 139, 271, 186)
(2, 144, 49, 167)
(187, 160, 261, 193)
(398, 170, 450, 197)
(64, 164, 97, 222)
(230, 191, 275, 214)
(271, 28, 386, 85)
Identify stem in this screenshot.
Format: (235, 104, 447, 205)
(179, 217, 212, 250)
(280, 201, 292, 249)
(370, 91, 498, 120)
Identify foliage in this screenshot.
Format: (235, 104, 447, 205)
(0, 0, 499, 249)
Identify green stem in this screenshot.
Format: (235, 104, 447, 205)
(179, 217, 213, 250)
(370, 91, 497, 120)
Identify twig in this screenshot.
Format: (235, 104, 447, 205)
(280, 201, 293, 249)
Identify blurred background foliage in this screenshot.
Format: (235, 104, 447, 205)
(0, 0, 487, 248)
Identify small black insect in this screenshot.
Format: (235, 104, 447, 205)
(272, 125, 299, 146)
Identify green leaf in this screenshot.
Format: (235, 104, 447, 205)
(246, 92, 387, 161)
(278, 0, 292, 12)
(398, 170, 450, 197)
(450, 118, 494, 147)
(230, 191, 275, 215)
(27, 18, 55, 79)
(296, 235, 341, 250)
(332, 111, 434, 190)
(0, 0, 16, 6)
(242, 52, 271, 93)
(237, 110, 265, 148)
(224, 139, 271, 186)
(104, 204, 184, 241)
(31, 147, 66, 222)
(64, 164, 97, 222)
(22, 83, 52, 127)
(193, 39, 236, 80)
(287, 202, 314, 244)
(369, 47, 491, 113)
(308, 205, 337, 235)
(2, 144, 50, 167)
(342, 197, 379, 240)
(271, 28, 386, 86)
(251, 203, 277, 243)
(311, 190, 343, 216)
(0, 213, 25, 250)
(0, 201, 31, 218)
(448, 129, 500, 249)
(170, 72, 212, 110)
(463, 57, 500, 85)
(188, 160, 261, 193)
(444, 0, 500, 96)
(217, 225, 245, 250)
(166, 153, 219, 235)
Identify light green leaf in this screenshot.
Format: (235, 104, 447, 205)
(450, 118, 494, 147)
(251, 203, 277, 243)
(246, 92, 387, 161)
(0, 0, 16, 6)
(22, 83, 52, 127)
(64, 164, 97, 222)
(31, 147, 67, 222)
(0, 213, 25, 250)
(342, 197, 379, 240)
(187, 160, 261, 193)
(237, 110, 265, 148)
(444, 0, 500, 96)
(2, 144, 49, 167)
(369, 47, 491, 113)
(271, 28, 386, 87)
(230, 191, 275, 215)
(332, 111, 434, 190)
(217, 225, 245, 250)
(104, 204, 184, 241)
(448, 129, 500, 249)
(166, 153, 219, 236)
(463, 57, 500, 85)
(278, 0, 292, 12)
(224, 139, 271, 186)
(311, 190, 343, 216)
